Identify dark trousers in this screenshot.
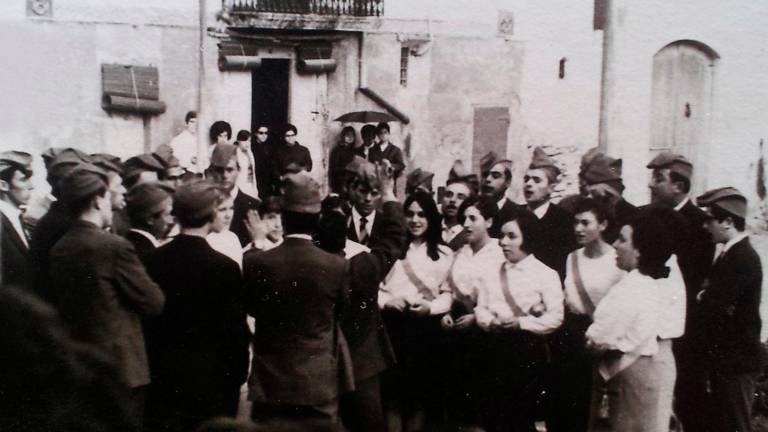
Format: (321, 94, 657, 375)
(710, 371, 757, 432)
(251, 399, 340, 432)
(673, 345, 713, 432)
(340, 374, 385, 432)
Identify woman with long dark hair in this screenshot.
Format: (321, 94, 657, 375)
(379, 190, 453, 431)
(585, 212, 676, 431)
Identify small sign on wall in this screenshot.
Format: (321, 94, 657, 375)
(27, 0, 52, 17)
(497, 10, 514, 36)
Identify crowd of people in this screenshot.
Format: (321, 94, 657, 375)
(0, 109, 763, 432)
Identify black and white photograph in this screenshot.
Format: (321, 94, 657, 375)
(0, 1, 767, 431)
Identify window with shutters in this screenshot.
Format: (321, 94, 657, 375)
(399, 46, 409, 87)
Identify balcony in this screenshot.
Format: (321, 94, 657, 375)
(225, 0, 384, 17)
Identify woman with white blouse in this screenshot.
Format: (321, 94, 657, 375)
(585, 213, 675, 432)
(550, 198, 623, 432)
(379, 190, 453, 432)
(475, 210, 564, 432)
(206, 187, 243, 269)
(439, 196, 505, 429)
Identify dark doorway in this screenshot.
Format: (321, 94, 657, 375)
(252, 59, 290, 137)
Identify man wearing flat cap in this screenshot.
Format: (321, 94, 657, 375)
(405, 167, 434, 196)
(28, 149, 91, 301)
(243, 171, 352, 428)
(581, 154, 638, 243)
(125, 182, 174, 264)
(695, 187, 763, 432)
(123, 154, 165, 189)
(479, 151, 521, 238)
(143, 180, 248, 432)
(92, 152, 130, 236)
(0, 151, 34, 288)
(207, 143, 262, 247)
(49, 166, 165, 429)
(647, 151, 716, 432)
(346, 156, 386, 246)
(152, 144, 187, 188)
(441, 160, 477, 251)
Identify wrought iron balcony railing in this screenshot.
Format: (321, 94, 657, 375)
(226, 0, 383, 17)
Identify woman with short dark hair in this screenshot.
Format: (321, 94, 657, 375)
(585, 212, 676, 431)
(328, 126, 358, 195)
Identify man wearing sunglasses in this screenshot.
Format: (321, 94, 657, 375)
(250, 125, 279, 199)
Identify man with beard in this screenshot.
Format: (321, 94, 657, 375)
(441, 160, 477, 251)
(346, 156, 385, 246)
(479, 151, 520, 238)
(647, 152, 715, 432)
(207, 143, 261, 247)
(0, 151, 35, 288)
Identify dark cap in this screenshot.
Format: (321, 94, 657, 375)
(406, 168, 434, 194)
(172, 180, 219, 220)
(696, 187, 747, 219)
(282, 172, 322, 214)
(90, 153, 123, 174)
(59, 164, 109, 204)
(447, 160, 479, 193)
(479, 151, 512, 175)
(124, 154, 165, 183)
(647, 152, 693, 180)
(583, 155, 624, 193)
(209, 143, 237, 169)
(528, 147, 560, 176)
(0, 151, 33, 173)
(126, 182, 174, 215)
(153, 144, 184, 177)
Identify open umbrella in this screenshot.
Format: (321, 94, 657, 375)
(334, 111, 398, 123)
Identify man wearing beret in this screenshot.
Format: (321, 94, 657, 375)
(143, 180, 248, 432)
(244, 171, 352, 428)
(0, 151, 35, 288)
(49, 166, 165, 429)
(647, 151, 716, 432)
(208, 143, 262, 247)
(346, 156, 386, 246)
(480, 151, 521, 238)
(28, 148, 90, 301)
(125, 182, 174, 265)
(697, 187, 763, 432)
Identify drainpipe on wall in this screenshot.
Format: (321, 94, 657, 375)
(597, 0, 616, 155)
(196, 0, 207, 177)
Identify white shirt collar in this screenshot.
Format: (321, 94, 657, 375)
(674, 196, 690, 212)
(285, 233, 313, 241)
(229, 185, 240, 200)
(504, 253, 534, 270)
(129, 228, 161, 248)
(497, 196, 507, 211)
(531, 201, 551, 219)
(351, 207, 376, 231)
(379, 142, 390, 152)
(0, 199, 27, 247)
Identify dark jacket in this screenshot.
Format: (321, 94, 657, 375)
(49, 220, 165, 388)
(243, 236, 352, 405)
(489, 198, 522, 239)
(251, 138, 279, 199)
(231, 189, 262, 247)
(145, 235, 249, 387)
(369, 142, 405, 180)
(699, 237, 763, 374)
(604, 198, 638, 244)
(328, 143, 357, 195)
(28, 201, 73, 301)
(1, 213, 30, 289)
(344, 201, 407, 381)
(124, 230, 157, 267)
(530, 202, 576, 280)
(272, 142, 312, 178)
(347, 209, 386, 246)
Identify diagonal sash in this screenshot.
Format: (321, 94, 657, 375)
(402, 256, 436, 301)
(499, 263, 526, 317)
(571, 252, 596, 316)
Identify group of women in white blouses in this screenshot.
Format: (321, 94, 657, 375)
(378, 191, 685, 432)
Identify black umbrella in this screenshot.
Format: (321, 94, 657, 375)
(334, 111, 398, 123)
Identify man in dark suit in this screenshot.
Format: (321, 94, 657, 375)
(697, 187, 763, 432)
(28, 149, 90, 301)
(243, 172, 352, 428)
(251, 124, 279, 198)
(354, 124, 378, 162)
(208, 143, 261, 247)
(0, 151, 34, 288)
(49, 166, 165, 429)
(479, 151, 521, 238)
(647, 152, 716, 432)
(124, 182, 174, 265)
(581, 154, 638, 243)
(318, 161, 407, 432)
(523, 147, 576, 280)
(370, 122, 405, 190)
(144, 180, 248, 432)
(346, 156, 386, 246)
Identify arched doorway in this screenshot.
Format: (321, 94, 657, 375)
(650, 40, 719, 195)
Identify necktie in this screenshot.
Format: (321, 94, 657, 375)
(359, 217, 369, 244)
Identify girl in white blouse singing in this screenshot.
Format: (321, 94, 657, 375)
(439, 196, 505, 429)
(551, 198, 623, 432)
(585, 213, 675, 432)
(378, 191, 453, 431)
(475, 210, 564, 432)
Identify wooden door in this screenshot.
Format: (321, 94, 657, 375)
(650, 40, 718, 195)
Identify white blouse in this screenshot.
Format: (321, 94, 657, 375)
(586, 269, 659, 357)
(656, 254, 686, 340)
(475, 255, 564, 335)
(440, 240, 506, 312)
(378, 241, 453, 315)
(563, 248, 623, 316)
